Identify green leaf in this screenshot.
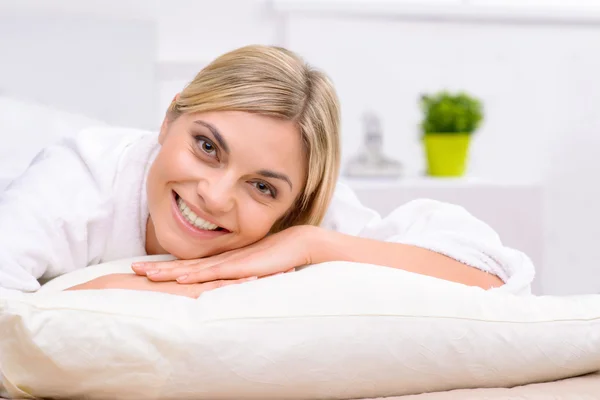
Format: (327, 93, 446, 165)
(419, 91, 484, 135)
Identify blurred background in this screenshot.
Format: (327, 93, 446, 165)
(1, 0, 600, 295)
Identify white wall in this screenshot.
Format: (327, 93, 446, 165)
(0, 13, 157, 130)
(155, 0, 279, 124)
(0, 5, 159, 180)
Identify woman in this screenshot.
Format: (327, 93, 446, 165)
(0, 45, 534, 297)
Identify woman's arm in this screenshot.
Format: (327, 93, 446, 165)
(0, 130, 123, 291)
(133, 224, 504, 290)
(321, 183, 535, 294)
(66, 273, 255, 298)
(310, 228, 503, 290)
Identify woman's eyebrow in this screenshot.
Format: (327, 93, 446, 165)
(193, 120, 292, 191)
(194, 120, 230, 154)
(257, 170, 293, 190)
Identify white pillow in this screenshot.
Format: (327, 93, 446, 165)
(0, 256, 599, 399)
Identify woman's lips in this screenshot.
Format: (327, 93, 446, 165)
(171, 191, 230, 239)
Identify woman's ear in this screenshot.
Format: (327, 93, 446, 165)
(158, 93, 180, 144)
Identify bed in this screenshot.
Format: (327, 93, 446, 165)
(363, 371, 600, 399)
(2, 258, 599, 400)
(2, 372, 599, 400)
(1, 8, 598, 400)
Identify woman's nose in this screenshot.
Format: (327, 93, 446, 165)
(196, 173, 235, 214)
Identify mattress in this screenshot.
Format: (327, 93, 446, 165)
(2, 372, 599, 400)
(361, 371, 600, 399)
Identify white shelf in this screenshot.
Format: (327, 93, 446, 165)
(270, 0, 600, 25)
(341, 176, 541, 190)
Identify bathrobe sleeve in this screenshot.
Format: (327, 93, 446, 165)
(321, 181, 536, 295)
(0, 128, 131, 292)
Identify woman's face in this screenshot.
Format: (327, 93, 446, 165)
(146, 110, 307, 259)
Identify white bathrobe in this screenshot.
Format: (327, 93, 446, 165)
(0, 127, 535, 295)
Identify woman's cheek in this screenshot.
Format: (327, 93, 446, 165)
(238, 202, 280, 241)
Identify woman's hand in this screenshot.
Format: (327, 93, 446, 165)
(65, 273, 256, 298)
(131, 225, 318, 284)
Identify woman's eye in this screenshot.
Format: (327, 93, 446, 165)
(198, 138, 217, 157)
(252, 181, 276, 198)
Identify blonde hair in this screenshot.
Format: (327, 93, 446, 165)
(168, 45, 341, 232)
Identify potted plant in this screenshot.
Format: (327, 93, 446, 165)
(419, 91, 483, 177)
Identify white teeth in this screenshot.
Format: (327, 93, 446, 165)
(176, 196, 220, 231)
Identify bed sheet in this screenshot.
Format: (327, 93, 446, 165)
(2, 372, 599, 399)
(360, 371, 600, 400)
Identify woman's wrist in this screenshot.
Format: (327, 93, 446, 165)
(301, 225, 344, 265)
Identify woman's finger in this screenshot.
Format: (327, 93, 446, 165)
(145, 251, 296, 283)
(185, 276, 258, 298)
(175, 256, 268, 284)
(135, 256, 226, 280)
(143, 248, 259, 282)
(141, 263, 193, 281)
(175, 263, 239, 283)
(131, 248, 244, 276)
(131, 258, 198, 274)
(143, 258, 232, 282)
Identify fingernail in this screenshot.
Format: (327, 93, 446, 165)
(146, 269, 159, 276)
(176, 275, 188, 282)
(131, 262, 145, 268)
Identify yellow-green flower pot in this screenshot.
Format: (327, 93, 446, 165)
(423, 134, 471, 177)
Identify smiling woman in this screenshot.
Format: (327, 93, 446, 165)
(145, 110, 308, 259)
(0, 45, 534, 297)
(141, 46, 340, 264)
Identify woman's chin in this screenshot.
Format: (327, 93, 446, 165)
(159, 241, 225, 260)
(164, 248, 211, 260)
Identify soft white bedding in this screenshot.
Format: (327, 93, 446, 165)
(363, 371, 600, 399)
(1, 257, 599, 400)
(2, 372, 599, 400)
